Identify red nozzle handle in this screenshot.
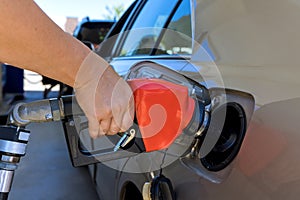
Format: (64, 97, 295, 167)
(128, 79, 195, 152)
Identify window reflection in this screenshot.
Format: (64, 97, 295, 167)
(118, 0, 192, 57)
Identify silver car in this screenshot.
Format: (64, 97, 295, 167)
(62, 0, 300, 199)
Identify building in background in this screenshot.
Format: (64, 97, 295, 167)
(65, 17, 78, 34)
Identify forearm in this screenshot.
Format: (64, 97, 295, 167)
(0, 0, 91, 86)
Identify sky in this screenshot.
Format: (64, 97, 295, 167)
(34, 0, 134, 28)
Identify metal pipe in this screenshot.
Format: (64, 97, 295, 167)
(0, 170, 14, 194)
(8, 98, 64, 127)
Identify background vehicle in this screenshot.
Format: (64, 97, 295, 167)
(63, 0, 300, 199)
(73, 17, 115, 50)
(42, 18, 114, 98)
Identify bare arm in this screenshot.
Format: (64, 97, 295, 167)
(0, 0, 134, 138)
(0, 0, 90, 86)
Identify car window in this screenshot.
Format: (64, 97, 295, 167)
(117, 0, 192, 57)
(155, 0, 192, 55)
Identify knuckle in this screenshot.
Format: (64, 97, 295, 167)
(99, 124, 109, 133)
(110, 125, 120, 133)
(121, 123, 132, 132)
(98, 128, 107, 136)
(89, 131, 98, 139)
(100, 106, 112, 117)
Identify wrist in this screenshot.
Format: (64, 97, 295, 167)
(73, 52, 109, 89)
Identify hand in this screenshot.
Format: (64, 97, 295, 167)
(74, 52, 134, 138)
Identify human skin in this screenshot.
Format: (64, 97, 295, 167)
(0, 0, 134, 138)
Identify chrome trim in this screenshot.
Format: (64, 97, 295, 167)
(0, 170, 14, 193)
(195, 111, 210, 137)
(18, 131, 30, 142)
(0, 155, 20, 163)
(0, 139, 27, 155)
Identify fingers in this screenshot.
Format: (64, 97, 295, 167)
(88, 108, 133, 138)
(99, 105, 134, 136)
(119, 103, 134, 132)
(87, 116, 101, 139)
(106, 119, 121, 135)
(110, 79, 135, 132)
(100, 117, 131, 136)
(84, 89, 134, 138)
(74, 52, 135, 139)
(99, 118, 122, 135)
(99, 118, 110, 135)
(88, 117, 120, 138)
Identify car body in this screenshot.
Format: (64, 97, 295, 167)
(63, 0, 300, 199)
